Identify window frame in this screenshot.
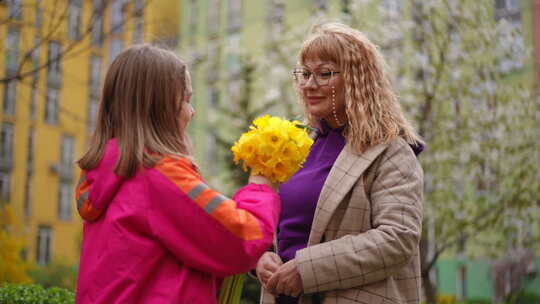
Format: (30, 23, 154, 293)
(37, 226, 52, 265)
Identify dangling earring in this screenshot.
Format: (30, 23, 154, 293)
(331, 86, 343, 126)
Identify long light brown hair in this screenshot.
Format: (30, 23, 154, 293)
(298, 22, 423, 153)
(78, 44, 194, 178)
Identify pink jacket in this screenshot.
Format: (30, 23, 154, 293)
(75, 140, 280, 303)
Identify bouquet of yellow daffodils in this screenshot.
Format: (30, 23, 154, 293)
(218, 116, 313, 304)
(231, 115, 314, 183)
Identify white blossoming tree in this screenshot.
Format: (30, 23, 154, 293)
(244, 0, 540, 302)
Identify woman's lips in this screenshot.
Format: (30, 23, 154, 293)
(306, 96, 325, 105)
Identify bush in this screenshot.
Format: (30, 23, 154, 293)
(458, 298, 491, 304)
(28, 262, 77, 291)
(509, 291, 540, 304)
(437, 294, 456, 304)
(0, 284, 74, 304)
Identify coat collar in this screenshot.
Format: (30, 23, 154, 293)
(307, 142, 389, 246)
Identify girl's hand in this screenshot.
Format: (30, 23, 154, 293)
(248, 175, 279, 192)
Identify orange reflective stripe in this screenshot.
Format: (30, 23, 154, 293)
(155, 157, 201, 193)
(211, 200, 263, 240)
(193, 188, 219, 209)
(154, 156, 264, 241)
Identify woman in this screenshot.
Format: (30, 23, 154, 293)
(255, 23, 424, 304)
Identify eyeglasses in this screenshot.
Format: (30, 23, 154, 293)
(292, 68, 341, 87)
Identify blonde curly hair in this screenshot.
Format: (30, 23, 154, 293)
(298, 22, 423, 153)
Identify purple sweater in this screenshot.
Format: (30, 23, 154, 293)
(277, 120, 345, 303)
(278, 120, 346, 262)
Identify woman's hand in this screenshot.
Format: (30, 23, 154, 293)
(266, 259, 303, 297)
(248, 175, 279, 192)
(256, 252, 283, 288)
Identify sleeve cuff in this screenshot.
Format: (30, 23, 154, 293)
(295, 248, 319, 294)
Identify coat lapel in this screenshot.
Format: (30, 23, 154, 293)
(307, 143, 388, 246)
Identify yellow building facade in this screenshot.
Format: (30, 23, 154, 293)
(0, 0, 179, 267)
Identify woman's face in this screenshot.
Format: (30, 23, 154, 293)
(297, 59, 346, 128)
(179, 71, 194, 131)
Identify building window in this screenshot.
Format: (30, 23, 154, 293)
(24, 174, 33, 217)
(227, 0, 242, 33)
(133, 0, 145, 43)
(30, 40, 40, 121)
(0, 123, 14, 202)
(381, 0, 403, 20)
(58, 182, 72, 220)
(88, 56, 102, 132)
(30, 79, 38, 121)
(89, 56, 102, 95)
(24, 129, 34, 217)
(4, 26, 21, 116)
(3, 81, 17, 116)
(0, 172, 11, 202)
(206, 131, 217, 174)
(209, 87, 219, 108)
(61, 136, 75, 169)
(341, 0, 350, 14)
(206, 42, 220, 83)
(498, 21, 524, 72)
(5, 26, 20, 77)
(35, 0, 43, 28)
(58, 135, 74, 221)
(495, 0, 524, 73)
(456, 265, 467, 300)
(26, 128, 35, 171)
(0, 123, 14, 168)
(111, 0, 124, 34)
(8, 0, 23, 20)
(91, 0, 104, 46)
(189, 0, 198, 42)
(314, 0, 327, 11)
(110, 39, 124, 61)
(507, 0, 520, 11)
(226, 33, 241, 77)
(496, 0, 520, 11)
(68, 0, 82, 40)
(206, 87, 219, 175)
(47, 41, 62, 87)
(208, 0, 220, 36)
(46, 42, 62, 124)
(88, 98, 99, 133)
(36, 226, 52, 265)
(267, 0, 284, 33)
(45, 89, 59, 124)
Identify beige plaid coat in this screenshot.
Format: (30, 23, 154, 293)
(260, 137, 424, 304)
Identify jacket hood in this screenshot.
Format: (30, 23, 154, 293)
(76, 139, 125, 221)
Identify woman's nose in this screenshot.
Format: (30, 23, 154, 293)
(304, 75, 318, 88)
